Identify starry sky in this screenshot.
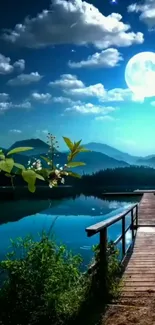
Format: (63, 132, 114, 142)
(0, 0, 155, 155)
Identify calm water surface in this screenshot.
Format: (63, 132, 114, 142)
(0, 195, 141, 268)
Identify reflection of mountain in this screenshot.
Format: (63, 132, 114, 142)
(0, 195, 140, 227)
(0, 199, 61, 225)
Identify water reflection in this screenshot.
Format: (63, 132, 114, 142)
(0, 194, 141, 268)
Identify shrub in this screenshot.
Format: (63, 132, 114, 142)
(0, 235, 90, 325)
(0, 237, 122, 325)
(93, 241, 122, 300)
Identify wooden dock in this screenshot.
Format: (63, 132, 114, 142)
(121, 193, 155, 302)
(86, 192, 155, 303)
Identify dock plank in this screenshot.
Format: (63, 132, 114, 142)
(121, 193, 155, 302)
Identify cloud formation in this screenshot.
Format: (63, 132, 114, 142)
(13, 59, 25, 72)
(0, 54, 25, 74)
(9, 129, 22, 133)
(128, 0, 155, 28)
(65, 102, 116, 114)
(68, 48, 123, 69)
(7, 72, 43, 86)
(51, 74, 143, 102)
(31, 92, 52, 103)
(49, 74, 84, 89)
(0, 93, 9, 101)
(2, 0, 144, 49)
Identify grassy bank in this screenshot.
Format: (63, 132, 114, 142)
(0, 236, 122, 325)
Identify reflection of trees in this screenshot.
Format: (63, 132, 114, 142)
(0, 199, 61, 226)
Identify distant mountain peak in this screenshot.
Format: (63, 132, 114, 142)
(9, 138, 49, 150)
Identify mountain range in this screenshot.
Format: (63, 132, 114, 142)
(1, 139, 155, 174)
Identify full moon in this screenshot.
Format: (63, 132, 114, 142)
(125, 52, 155, 98)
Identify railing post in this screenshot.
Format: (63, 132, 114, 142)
(136, 205, 138, 229)
(131, 209, 134, 240)
(122, 216, 126, 258)
(99, 227, 107, 294)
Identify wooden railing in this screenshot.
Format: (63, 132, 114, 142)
(85, 203, 139, 282)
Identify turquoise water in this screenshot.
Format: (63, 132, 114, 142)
(0, 195, 141, 268)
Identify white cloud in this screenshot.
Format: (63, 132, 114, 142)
(31, 92, 51, 103)
(0, 93, 9, 101)
(65, 83, 106, 98)
(2, 0, 144, 49)
(0, 54, 25, 74)
(49, 74, 84, 89)
(13, 59, 25, 72)
(65, 102, 116, 115)
(0, 102, 11, 112)
(9, 129, 22, 133)
(7, 72, 42, 86)
(128, 0, 155, 28)
(52, 96, 82, 105)
(100, 87, 144, 103)
(0, 54, 14, 74)
(68, 48, 123, 69)
(51, 75, 143, 102)
(13, 101, 32, 109)
(95, 115, 115, 121)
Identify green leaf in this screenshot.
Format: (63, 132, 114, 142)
(35, 173, 45, 181)
(0, 158, 14, 173)
(14, 163, 26, 170)
(22, 170, 36, 193)
(72, 140, 82, 152)
(63, 137, 74, 151)
(67, 150, 79, 162)
(0, 153, 5, 160)
(67, 171, 81, 178)
(67, 161, 86, 168)
(7, 147, 34, 156)
(40, 156, 53, 166)
(78, 146, 91, 153)
(28, 183, 36, 193)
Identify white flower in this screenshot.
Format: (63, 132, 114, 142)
(56, 164, 59, 168)
(55, 169, 60, 176)
(49, 183, 53, 188)
(37, 167, 42, 171)
(47, 162, 50, 165)
(64, 164, 67, 167)
(59, 167, 63, 170)
(61, 178, 65, 184)
(28, 160, 31, 165)
(32, 162, 36, 166)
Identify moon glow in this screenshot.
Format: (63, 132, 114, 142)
(125, 52, 155, 98)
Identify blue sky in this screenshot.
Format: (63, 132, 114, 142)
(0, 0, 155, 155)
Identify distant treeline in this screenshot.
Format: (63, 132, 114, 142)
(1, 166, 155, 188)
(66, 166, 155, 188)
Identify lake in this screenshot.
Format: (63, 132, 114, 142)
(0, 194, 141, 269)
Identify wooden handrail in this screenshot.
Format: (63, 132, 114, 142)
(85, 203, 139, 287)
(86, 203, 138, 237)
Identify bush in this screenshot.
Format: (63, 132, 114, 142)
(93, 241, 122, 300)
(0, 235, 90, 325)
(0, 237, 122, 325)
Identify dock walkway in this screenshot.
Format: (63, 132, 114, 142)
(104, 192, 155, 325)
(86, 192, 155, 324)
(122, 193, 155, 300)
